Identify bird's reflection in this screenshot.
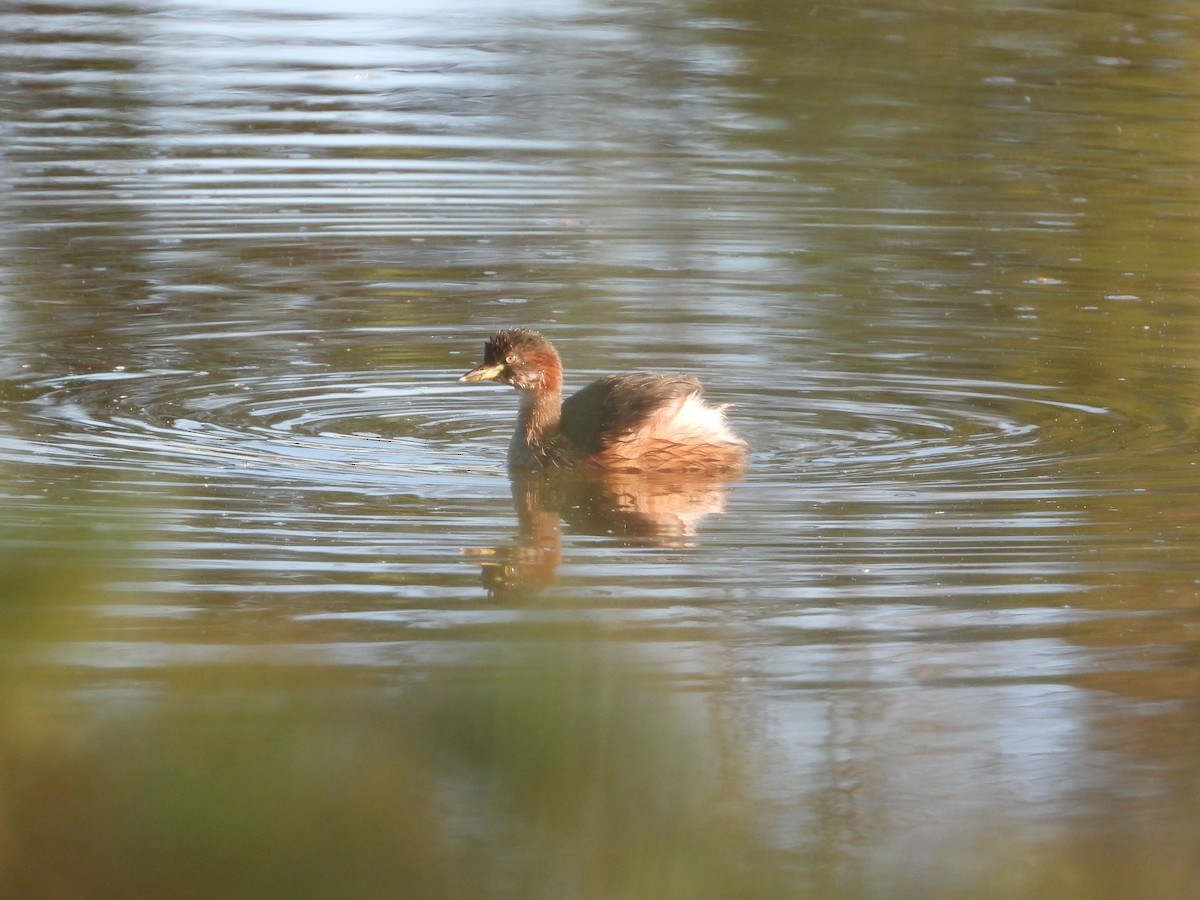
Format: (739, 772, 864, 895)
(472, 468, 739, 598)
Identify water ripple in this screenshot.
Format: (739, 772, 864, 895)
(3, 365, 494, 498)
(2, 351, 1169, 510)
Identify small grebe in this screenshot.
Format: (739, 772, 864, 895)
(459, 328, 746, 473)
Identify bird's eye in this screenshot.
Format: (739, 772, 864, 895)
(506, 354, 518, 365)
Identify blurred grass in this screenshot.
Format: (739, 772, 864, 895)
(0, 528, 792, 899)
(0, 534, 1197, 899)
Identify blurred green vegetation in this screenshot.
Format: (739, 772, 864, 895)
(1, 537, 1197, 899)
(0, 534, 794, 899)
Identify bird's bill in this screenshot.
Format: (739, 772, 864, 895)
(459, 362, 506, 382)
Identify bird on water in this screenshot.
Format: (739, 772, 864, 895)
(459, 328, 746, 473)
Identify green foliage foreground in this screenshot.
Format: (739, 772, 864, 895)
(0, 543, 1196, 899)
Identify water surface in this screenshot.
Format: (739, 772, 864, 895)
(2, 0, 1199, 895)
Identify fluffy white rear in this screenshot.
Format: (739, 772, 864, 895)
(640, 392, 742, 444)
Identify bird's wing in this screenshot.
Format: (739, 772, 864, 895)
(559, 373, 704, 454)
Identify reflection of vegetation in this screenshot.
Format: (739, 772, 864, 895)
(2, 540, 1198, 898)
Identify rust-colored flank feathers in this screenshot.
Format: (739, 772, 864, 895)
(459, 328, 747, 473)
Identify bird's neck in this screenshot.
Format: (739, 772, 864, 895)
(510, 385, 563, 464)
